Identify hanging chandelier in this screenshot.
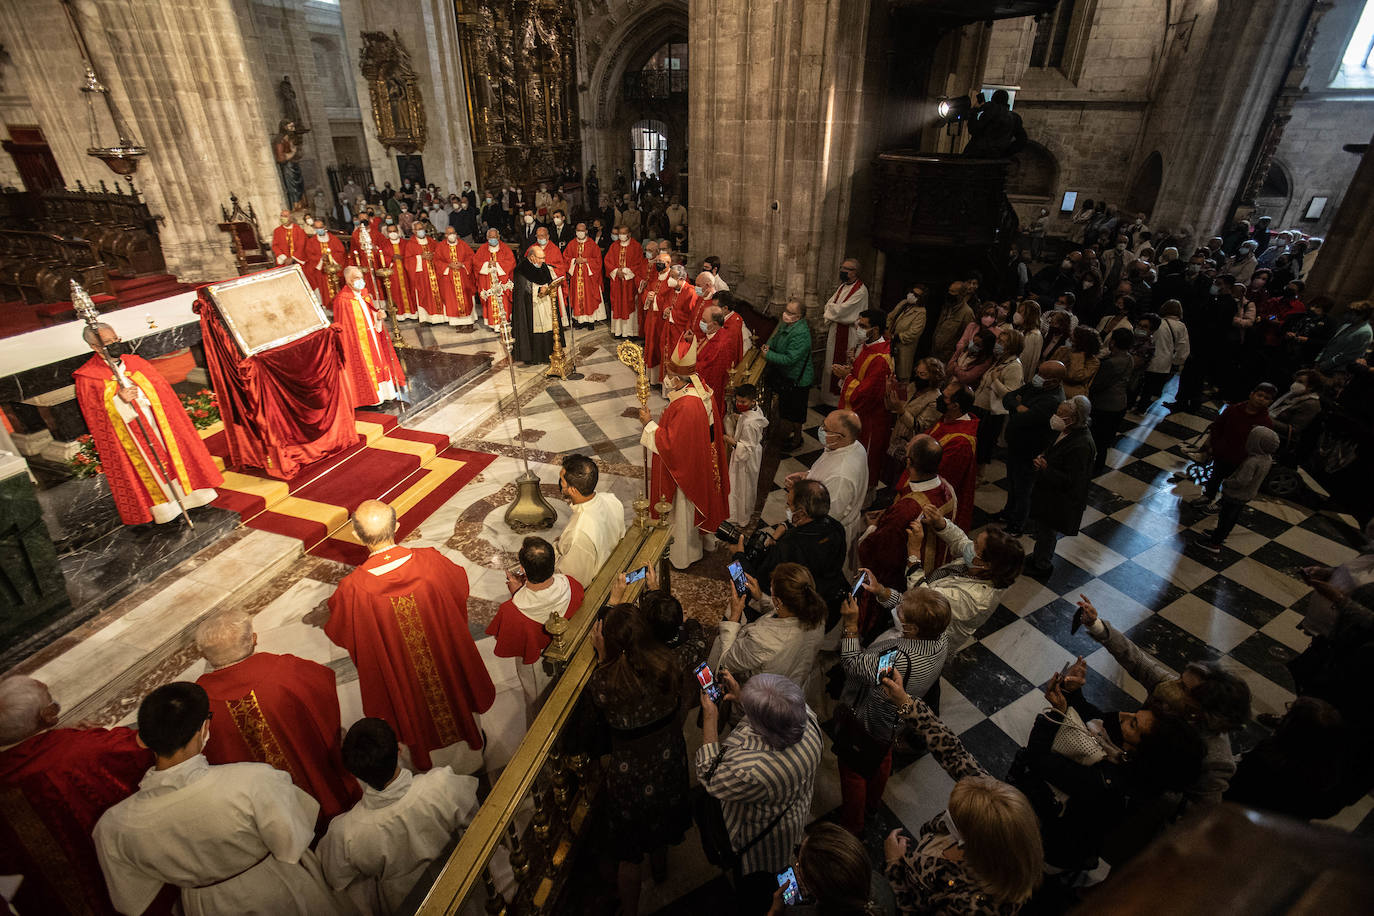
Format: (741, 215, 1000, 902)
(61, 0, 146, 176)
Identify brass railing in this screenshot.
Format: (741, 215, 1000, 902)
(412, 516, 673, 915)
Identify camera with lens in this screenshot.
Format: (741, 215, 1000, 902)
(716, 520, 777, 564)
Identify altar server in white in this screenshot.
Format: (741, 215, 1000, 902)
(319, 718, 479, 916)
(556, 453, 627, 586)
(93, 682, 350, 916)
(726, 383, 768, 524)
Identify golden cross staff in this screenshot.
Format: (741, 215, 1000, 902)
(616, 340, 653, 525)
(358, 229, 404, 349)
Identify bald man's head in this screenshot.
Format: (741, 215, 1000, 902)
(1038, 360, 1067, 386)
(352, 499, 397, 548)
(694, 271, 715, 295)
(824, 408, 861, 446)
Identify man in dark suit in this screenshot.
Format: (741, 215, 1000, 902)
(1025, 395, 1097, 579)
(963, 89, 1026, 159)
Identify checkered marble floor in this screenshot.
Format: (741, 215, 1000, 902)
(745, 387, 1374, 843)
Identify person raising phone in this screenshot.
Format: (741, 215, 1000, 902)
(710, 563, 826, 691)
(833, 590, 952, 836)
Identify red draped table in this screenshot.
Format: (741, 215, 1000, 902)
(194, 291, 358, 480)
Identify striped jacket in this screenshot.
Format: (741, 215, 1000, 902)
(694, 709, 823, 875)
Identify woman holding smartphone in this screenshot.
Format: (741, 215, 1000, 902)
(834, 590, 951, 836)
(711, 563, 827, 691)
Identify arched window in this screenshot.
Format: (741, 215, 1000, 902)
(624, 41, 689, 100)
(631, 120, 668, 176)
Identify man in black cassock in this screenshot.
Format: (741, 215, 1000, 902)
(511, 243, 564, 366)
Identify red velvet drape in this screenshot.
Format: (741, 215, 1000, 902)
(196, 291, 359, 479)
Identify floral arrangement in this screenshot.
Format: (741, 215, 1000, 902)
(69, 434, 103, 478)
(180, 388, 220, 429)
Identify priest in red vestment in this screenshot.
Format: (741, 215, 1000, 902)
(434, 228, 476, 327)
(349, 216, 384, 260)
(193, 611, 360, 821)
(858, 434, 956, 592)
(0, 676, 157, 916)
(639, 335, 730, 569)
(527, 228, 566, 277)
(475, 228, 517, 327)
(661, 267, 699, 362)
(74, 325, 222, 526)
(694, 304, 737, 422)
(304, 220, 346, 305)
(272, 209, 307, 270)
(380, 227, 416, 319)
(403, 221, 444, 324)
(641, 253, 673, 379)
(606, 226, 644, 338)
(821, 258, 868, 405)
(332, 266, 407, 407)
(928, 383, 980, 531)
(349, 225, 390, 304)
(485, 537, 584, 712)
(565, 222, 606, 325)
(837, 309, 894, 484)
(325, 500, 495, 771)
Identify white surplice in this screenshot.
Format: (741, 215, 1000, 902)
(93, 756, 349, 916)
(819, 281, 868, 406)
(319, 767, 479, 916)
(806, 439, 869, 543)
(510, 574, 577, 709)
(556, 490, 628, 587)
(728, 407, 769, 524)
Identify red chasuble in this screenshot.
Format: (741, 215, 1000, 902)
(694, 331, 735, 423)
(197, 652, 360, 821)
(525, 240, 566, 277)
(474, 241, 518, 325)
(858, 478, 956, 591)
(839, 338, 894, 484)
(331, 286, 407, 408)
(650, 384, 730, 532)
(607, 239, 645, 321)
(564, 237, 605, 320)
(640, 273, 672, 370)
(485, 578, 585, 664)
(271, 223, 307, 269)
(403, 237, 443, 320)
(661, 285, 699, 362)
(383, 237, 416, 317)
(433, 237, 476, 322)
(326, 547, 496, 770)
(0, 727, 154, 916)
(929, 415, 980, 531)
(73, 354, 224, 525)
(303, 232, 346, 304)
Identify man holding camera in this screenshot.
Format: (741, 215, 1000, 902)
(733, 479, 848, 629)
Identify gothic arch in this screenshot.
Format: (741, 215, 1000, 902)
(1254, 157, 1293, 222)
(589, 0, 689, 130)
(1006, 141, 1058, 200)
(1125, 151, 1164, 217)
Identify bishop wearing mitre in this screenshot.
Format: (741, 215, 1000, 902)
(325, 501, 495, 772)
(331, 266, 406, 408)
(638, 334, 730, 569)
(73, 324, 222, 526)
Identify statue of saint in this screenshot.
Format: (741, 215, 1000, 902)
(273, 119, 306, 209)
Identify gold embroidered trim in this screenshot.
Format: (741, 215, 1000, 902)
(227, 690, 295, 780)
(392, 594, 461, 746)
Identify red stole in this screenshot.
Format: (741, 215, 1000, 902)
(930, 416, 980, 530)
(607, 241, 644, 320)
(331, 287, 406, 407)
(565, 239, 605, 316)
(840, 339, 893, 483)
(198, 652, 360, 820)
(271, 223, 306, 265)
(325, 547, 496, 770)
(641, 274, 672, 369)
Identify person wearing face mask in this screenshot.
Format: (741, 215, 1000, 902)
(398, 203, 415, 238)
(401, 220, 443, 323)
(785, 409, 867, 552)
(857, 434, 958, 604)
(510, 242, 565, 366)
(820, 258, 869, 406)
(1024, 395, 1096, 580)
(547, 208, 573, 249)
(448, 194, 478, 244)
(606, 224, 645, 337)
(479, 191, 503, 236)
(303, 219, 346, 305)
(660, 263, 699, 359)
(564, 221, 607, 326)
(924, 384, 979, 532)
(1225, 239, 1260, 285)
(0, 674, 156, 916)
(886, 284, 928, 381)
(474, 229, 517, 328)
(929, 282, 974, 363)
(884, 357, 947, 483)
(1283, 295, 1333, 367)
(835, 309, 893, 484)
(640, 253, 674, 381)
(432, 225, 476, 327)
(348, 213, 382, 260)
(516, 208, 540, 249)
(332, 266, 407, 407)
(638, 337, 730, 569)
(997, 360, 1067, 534)
(272, 208, 307, 269)
(93, 682, 351, 916)
(693, 304, 736, 421)
(725, 383, 769, 525)
(525, 226, 567, 277)
(761, 297, 814, 450)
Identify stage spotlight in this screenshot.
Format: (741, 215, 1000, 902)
(937, 96, 972, 122)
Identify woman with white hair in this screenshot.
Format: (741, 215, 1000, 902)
(1025, 395, 1097, 580)
(697, 672, 823, 910)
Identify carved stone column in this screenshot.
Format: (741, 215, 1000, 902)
(0, 0, 283, 280)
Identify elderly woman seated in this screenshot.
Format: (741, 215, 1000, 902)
(696, 672, 823, 912)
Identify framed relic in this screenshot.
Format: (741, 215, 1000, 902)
(203, 265, 330, 357)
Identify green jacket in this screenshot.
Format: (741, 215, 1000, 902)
(764, 319, 815, 388)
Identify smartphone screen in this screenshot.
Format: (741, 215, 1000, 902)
(849, 571, 867, 598)
(694, 663, 723, 702)
(777, 866, 802, 905)
(727, 560, 748, 596)
(625, 565, 648, 584)
(876, 648, 899, 684)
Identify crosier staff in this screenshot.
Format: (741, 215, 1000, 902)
(71, 280, 194, 528)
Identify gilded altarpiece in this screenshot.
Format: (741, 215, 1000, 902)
(453, 0, 581, 186)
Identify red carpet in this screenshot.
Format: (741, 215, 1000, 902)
(204, 411, 496, 565)
(0, 273, 197, 339)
